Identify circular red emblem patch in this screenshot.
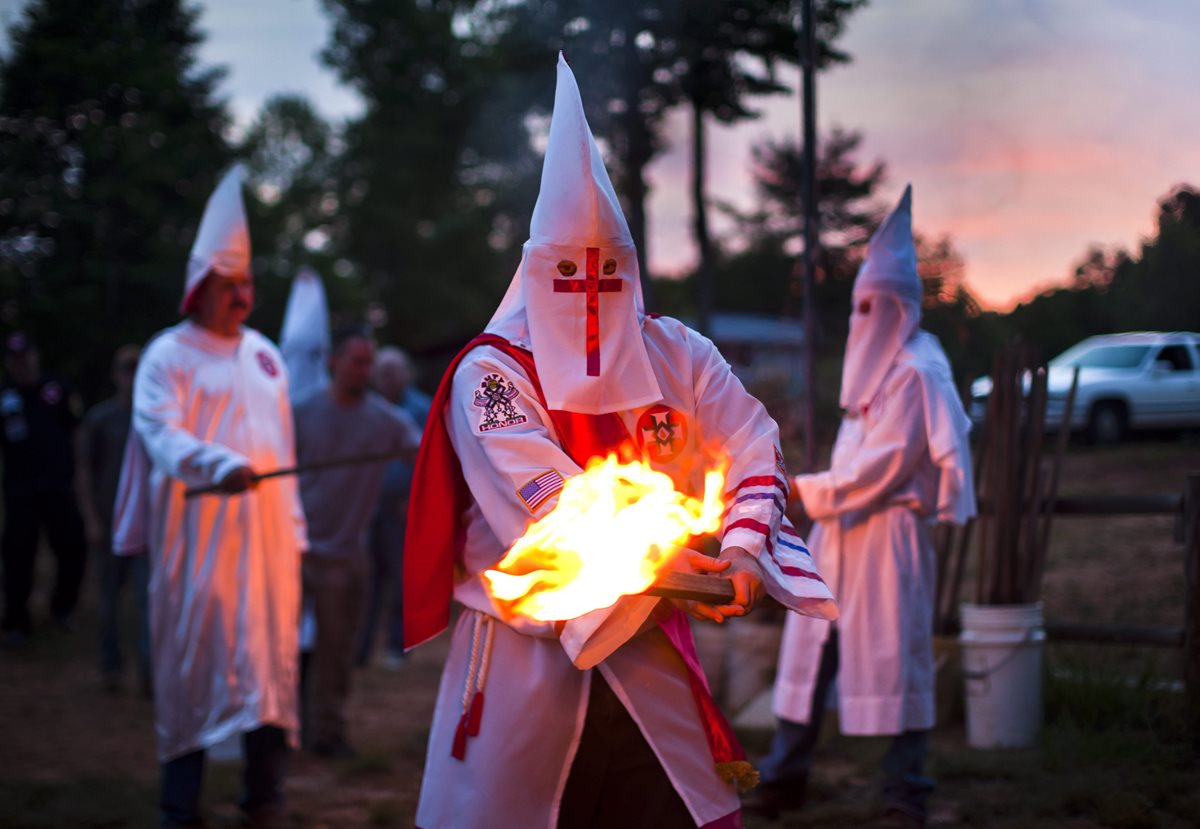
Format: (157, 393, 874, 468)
(256, 350, 278, 378)
(635, 404, 688, 463)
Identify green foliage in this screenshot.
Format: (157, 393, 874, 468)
(0, 0, 232, 400)
(1006, 185, 1200, 363)
(237, 94, 365, 340)
(318, 0, 535, 352)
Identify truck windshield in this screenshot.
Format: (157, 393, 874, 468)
(1050, 344, 1150, 369)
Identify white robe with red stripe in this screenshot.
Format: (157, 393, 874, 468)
(414, 315, 836, 829)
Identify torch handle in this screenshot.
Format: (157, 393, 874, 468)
(645, 571, 736, 604)
(183, 449, 414, 498)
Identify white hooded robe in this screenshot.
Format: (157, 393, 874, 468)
(772, 186, 975, 736)
(413, 55, 836, 829)
(112, 167, 307, 761)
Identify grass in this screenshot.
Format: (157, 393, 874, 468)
(0, 437, 1197, 827)
(0, 777, 158, 829)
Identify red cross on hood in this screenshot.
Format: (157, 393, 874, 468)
(485, 53, 663, 415)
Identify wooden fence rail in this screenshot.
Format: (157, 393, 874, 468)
(941, 473, 1200, 721)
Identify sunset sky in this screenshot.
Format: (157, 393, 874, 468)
(3, 0, 1199, 310)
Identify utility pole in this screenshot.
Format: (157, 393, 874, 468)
(800, 0, 819, 472)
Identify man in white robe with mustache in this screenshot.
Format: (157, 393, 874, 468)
(112, 166, 307, 829)
(403, 55, 838, 829)
(757, 187, 976, 828)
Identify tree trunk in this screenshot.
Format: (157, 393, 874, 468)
(620, 111, 656, 310)
(691, 94, 715, 335)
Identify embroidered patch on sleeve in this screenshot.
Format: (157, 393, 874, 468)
(472, 373, 528, 432)
(634, 404, 688, 463)
(517, 469, 564, 512)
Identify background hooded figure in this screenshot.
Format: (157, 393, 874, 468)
(758, 186, 976, 825)
(112, 165, 308, 828)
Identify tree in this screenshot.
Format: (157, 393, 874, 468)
(237, 94, 365, 338)
(318, 0, 535, 352)
(0, 0, 231, 399)
(1116, 184, 1200, 332)
(1002, 184, 1200, 366)
(678, 0, 866, 333)
(476, 1, 693, 305)
(713, 127, 885, 328)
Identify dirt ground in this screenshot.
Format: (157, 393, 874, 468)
(1, 437, 1198, 828)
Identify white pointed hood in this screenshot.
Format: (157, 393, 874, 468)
(485, 53, 661, 415)
(840, 184, 922, 413)
(280, 267, 331, 402)
(182, 164, 251, 313)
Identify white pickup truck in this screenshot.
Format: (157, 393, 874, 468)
(970, 332, 1200, 443)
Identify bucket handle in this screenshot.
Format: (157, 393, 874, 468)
(962, 629, 1038, 693)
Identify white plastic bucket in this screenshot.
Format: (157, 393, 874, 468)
(959, 602, 1045, 748)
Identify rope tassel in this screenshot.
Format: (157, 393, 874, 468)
(466, 691, 485, 736)
(451, 714, 469, 760)
(450, 612, 495, 760)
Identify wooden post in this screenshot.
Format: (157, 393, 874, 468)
(1183, 473, 1200, 739)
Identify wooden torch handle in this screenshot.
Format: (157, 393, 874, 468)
(644, 570, 736, 603)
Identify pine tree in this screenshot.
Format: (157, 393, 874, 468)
(0, 0, 232, 397)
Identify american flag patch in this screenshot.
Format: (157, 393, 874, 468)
(517, 470, 564, 513)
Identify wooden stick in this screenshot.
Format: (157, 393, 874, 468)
(1020, 366, 1049, 602)
(1027, 366, 1080, 602)
(184, 449, 416, 497)
(645, 570, 736, 603)
(975, 350, 1003, 604)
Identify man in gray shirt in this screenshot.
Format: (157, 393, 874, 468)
(293, 326, 420, 756)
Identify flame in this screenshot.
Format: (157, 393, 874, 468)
(483, 453, 726, 622)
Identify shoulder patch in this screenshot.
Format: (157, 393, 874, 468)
(635, 404, 688, 463)
(256, 350, 279, 378)
(516, 469, 564, 513)
(472, 372, 528, 432)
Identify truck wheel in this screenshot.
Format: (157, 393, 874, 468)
(1087, 401, 1127, 445)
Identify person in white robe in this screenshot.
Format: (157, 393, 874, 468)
(279, 266, 330, 662)
(111, 165, 307, 829)
(757, 186, 976, 827)
(280, 267, 331, 403)
(404, 54, 837, 829)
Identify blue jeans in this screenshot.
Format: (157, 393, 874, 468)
(759, 629, 934, 819)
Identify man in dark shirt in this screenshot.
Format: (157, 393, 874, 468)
(293, 327, 420, 756)
(77, 344, 150, 692)
(0, 332, 88, 642)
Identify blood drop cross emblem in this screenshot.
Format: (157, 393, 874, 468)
(636, 404, 688, 463)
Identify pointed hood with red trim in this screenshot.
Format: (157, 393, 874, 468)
(181, 164, 251, 313)
(485, 53, 661, 415)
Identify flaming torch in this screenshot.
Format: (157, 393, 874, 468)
(483, 453, 729, 621)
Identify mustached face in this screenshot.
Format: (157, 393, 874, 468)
(196, 271, 254, 333)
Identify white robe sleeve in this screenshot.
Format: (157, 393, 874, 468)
(689, 332, 835, 616)
(273, 357, 308, 551)
(794, 365, 927, 521)
(132, 338, 250, 489)
(446, 349, 660, 669)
